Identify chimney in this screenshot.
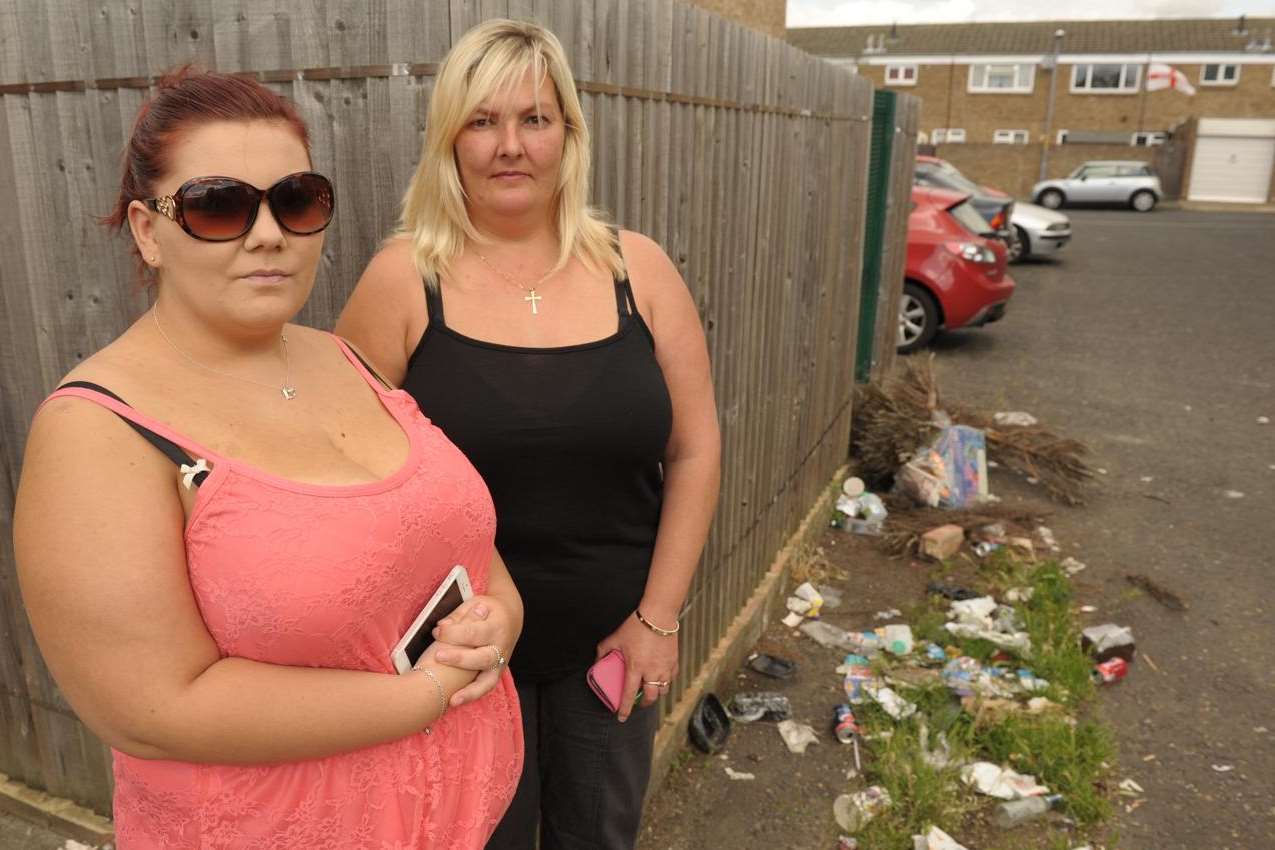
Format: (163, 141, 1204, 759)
(1234, 14, 1248, 35)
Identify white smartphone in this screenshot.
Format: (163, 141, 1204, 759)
(390, 565, 473, 674)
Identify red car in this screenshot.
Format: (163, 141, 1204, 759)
(899, 186, 1016, 353)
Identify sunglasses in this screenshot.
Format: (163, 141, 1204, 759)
(145, 171, 335, 242)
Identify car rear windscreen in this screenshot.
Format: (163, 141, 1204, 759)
(948, 201, 995, 236)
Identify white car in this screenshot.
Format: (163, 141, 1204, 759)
(1032, 161, 1163, 212)
(1008, 202, 1071, 262)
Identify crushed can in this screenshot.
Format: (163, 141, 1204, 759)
(1093, 657, 1129, 684)
(833, 703, 861, 743)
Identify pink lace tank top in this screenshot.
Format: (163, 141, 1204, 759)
(43, 338, 523, 849)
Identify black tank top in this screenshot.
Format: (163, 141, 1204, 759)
(402, 273, 673, 681)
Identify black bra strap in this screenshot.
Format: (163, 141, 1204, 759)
(57, 381, 209, 486)
(423, 276, 446, 326)
(615, 278, 638, 319)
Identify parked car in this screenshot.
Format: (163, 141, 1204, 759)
(1006, 201, 1072, 261)
(915, 155, 1071, 262)
(914, 155, 1014, 251)
(899, 186, 1017, 353)
(1032, 161, 1162, 212)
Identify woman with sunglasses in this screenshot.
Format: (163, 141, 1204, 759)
(336, 21, 720, 850)
(13, 68, 523, 849)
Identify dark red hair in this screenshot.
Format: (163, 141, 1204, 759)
(103, 67, 312, 272)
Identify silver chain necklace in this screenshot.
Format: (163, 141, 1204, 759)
(474, 251, 556, 315)
(151, 307, 297, 400)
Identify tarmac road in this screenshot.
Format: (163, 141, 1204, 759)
(933, 208, 1275, 850)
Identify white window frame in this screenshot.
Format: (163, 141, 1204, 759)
(932, 128, 966, 144)
(968, 63, 1036, 94)
(1131, 131, 1167, 147)
(1070, 63, 1142, 94)
(1200, 63, 1240, 86)
(993, 129, 1030, 145)
(884, 63, 918, 86)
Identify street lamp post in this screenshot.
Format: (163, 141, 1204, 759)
(1039, 29, 1065, 183)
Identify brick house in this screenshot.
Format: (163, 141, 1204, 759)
(788, 17, 1275, 202)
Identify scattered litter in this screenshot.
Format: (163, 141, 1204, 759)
(874, 608, 903, 621)
(835, 482, 889, 535)
(993, 794, 1062, 829)
(912, 825, 971, 849)
(961, 761, 1049, 799)
(776, 719, 819, 754)
(1125, 799, 1146, 813)
(781, 611, 804, 628)
(723, 766, 755, 780)
(867, 685, 917, 719)
(1224, 490, 1245, 499)
(785, 582, 824, 618)
(1256, 726, 1269, 734)
(727, 692, 792, 722)
(843, 476, 866, 497)
(1093, 657, 1129, 684)
(1097, 468, 1108, 475)
(1079, 605, 1097, 613)
(949, 596, 998, 625)
(833, 786, 891, 832)
(746, 652, 797, 679)
(927, 582, 980, 601)
(942, 656, 1014, 699)
(838, 838, 860, 850)
(917, 719, 953, 768)
(1081, 623, 1137, 662)
(945, 622, 1031, 656)
(842, 654, 877, 704)
(921, 524, 965, 560)
(1140, 475, 1154, 482)
(972, 541, 1002, 557)
(994, 411, 1038, 427)
(1118, 778, 1144, 795)
(816, 585, 843, 609)
(1125, 573, 1188, 611)
(60, 842, 96, 850)
(880, 623, 914, 655)
(1008, 537, 1036, 558)
(1005, 586, 1034, 603)
(1036, 525, 1061, 552)
(1026, 477, 1040, 485)
(1212, 764, 1235, 773)
(1061, 556, 1087, 575)
(800, 620, 857, 651)
(687, 694, 731, 754)
(1259, 416, 1270, 424)
(1026, 696, 1064, 714)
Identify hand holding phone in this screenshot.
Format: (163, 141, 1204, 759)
(391, 565, 473, 674)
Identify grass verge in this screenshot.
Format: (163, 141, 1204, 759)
(845, 553, 1113, 847)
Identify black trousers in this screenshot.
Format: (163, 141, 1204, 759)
(486, 669, 659, 850)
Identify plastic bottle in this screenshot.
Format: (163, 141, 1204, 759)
(993, 794, 1062, 829)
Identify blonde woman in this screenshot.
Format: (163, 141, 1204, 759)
(336, 19, 720, 850)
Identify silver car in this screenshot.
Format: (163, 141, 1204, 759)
(1009, 202, 1071, 262)
(1032, 161, 1162, 212)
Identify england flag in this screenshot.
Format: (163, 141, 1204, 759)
(1146, 63, 1197, 96)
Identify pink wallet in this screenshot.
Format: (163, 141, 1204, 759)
(587, 649, 627, 713)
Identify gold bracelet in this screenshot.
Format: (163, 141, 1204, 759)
(635, 608, 680, 637)
(418, 667, 446, 734)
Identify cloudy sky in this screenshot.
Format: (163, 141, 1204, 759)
(788, 0, 1275, 27)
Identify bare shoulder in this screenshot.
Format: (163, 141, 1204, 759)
(360, 236, 423, 294)
(618, 230, 683, 293)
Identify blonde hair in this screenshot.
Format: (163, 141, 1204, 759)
(398, 19, 623, 280)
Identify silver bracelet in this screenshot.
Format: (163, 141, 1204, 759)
(418, 667, 446, 734)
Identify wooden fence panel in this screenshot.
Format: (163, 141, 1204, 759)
(0, 0, 873, 812)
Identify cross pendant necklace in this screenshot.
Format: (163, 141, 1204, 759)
(475, 251, 554, 315)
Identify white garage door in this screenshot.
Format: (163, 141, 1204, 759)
(1188, 119, 1275, 204)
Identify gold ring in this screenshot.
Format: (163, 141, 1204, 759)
(644, 680, 669, 688)
(489, 645, 506, 671)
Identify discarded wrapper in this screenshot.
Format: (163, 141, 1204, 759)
(776, 719, 819, 754)
(961, 761, 1049, 800)
(1081, 624, 1136, 663)
(833, 786, 892, 832)
(912, 826, 971, 850)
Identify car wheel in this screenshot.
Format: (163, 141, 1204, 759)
(1008, 226, 1029, 263)
(1038, 189, 1064, 210)
(898, 282, 939, 354)
(1130, 190, 1157, 212)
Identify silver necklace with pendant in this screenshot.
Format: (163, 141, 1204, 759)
(152, 308, 296, 400)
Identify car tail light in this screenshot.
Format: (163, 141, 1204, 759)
(989, 208, 1007, 230)
(945, 242, 998, 264)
